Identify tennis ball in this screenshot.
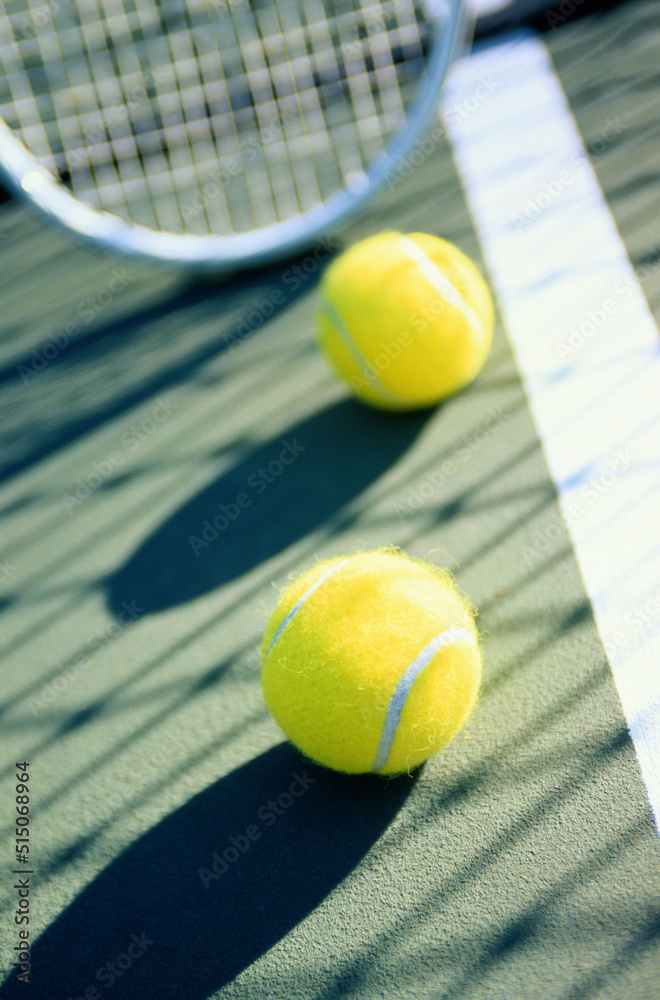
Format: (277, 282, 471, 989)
(261, 550, 481, 775)
(317, 231, 494, 410)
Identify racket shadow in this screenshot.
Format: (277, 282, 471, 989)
(0, 744, 417, 1000)
(105, 400, 432, 616)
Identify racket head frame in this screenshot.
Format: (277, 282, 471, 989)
(0, 0, 467, 272)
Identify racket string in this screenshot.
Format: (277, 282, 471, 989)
(0, 0, 434, 235)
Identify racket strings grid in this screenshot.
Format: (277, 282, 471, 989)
(0, 0, 462, 265)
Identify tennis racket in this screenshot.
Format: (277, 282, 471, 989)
(0, 0, 466, 270)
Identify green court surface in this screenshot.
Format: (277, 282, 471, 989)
(1, 2, 660, 998)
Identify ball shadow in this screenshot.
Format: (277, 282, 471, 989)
(0, 744, 417, 999)
(106, 400, 431, 616)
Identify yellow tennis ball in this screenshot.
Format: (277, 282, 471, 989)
(317, 231, 494, 410)
(261, 550, 481, 775)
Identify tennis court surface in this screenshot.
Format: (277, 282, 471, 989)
(1, 1, 659, 998)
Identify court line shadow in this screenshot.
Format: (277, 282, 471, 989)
(0, 743, 416, 1000)
(105, 400, 431, 616)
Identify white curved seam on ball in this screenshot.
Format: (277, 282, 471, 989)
(398, 236, 486, 346)
(319, 298, 408, 405)
(371, 625, 476, 772)
(264, 560, 350, 662)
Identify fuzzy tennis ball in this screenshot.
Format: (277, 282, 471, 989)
(261, 550, 481, 775)
(317, 231, 494, 410)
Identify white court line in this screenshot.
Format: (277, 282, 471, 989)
(442, 31, 660, 830)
